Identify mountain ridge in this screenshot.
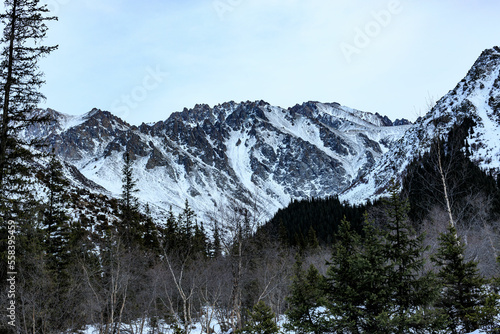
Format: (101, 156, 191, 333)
(27, 100, 410, 220)
(24, 47, 500, 220)
(341, 46, 500, 203)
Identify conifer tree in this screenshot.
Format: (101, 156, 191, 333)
(164, 206, 179, 252)
(432, 224, 496, 333)
(324, 218, 365, 333)
(42, 153, 71, 273)
(0, 0, 57, 216)
(0, 2, 56, 331)
(306, 225, 319, 249)
(355, 220, 393, 333)
(285, 257, 325, 334)
(178, 199, 196, 245)
(120, 152, 141, 246)
(210, 222, 222, 258)
(142, 204, 161, 254)
(382, 184, 439, 332)
(239, 300, 279, 334)
(323, 190, 440, 333)
(193, 222, 209, 257)
(324, 218, 392, 333)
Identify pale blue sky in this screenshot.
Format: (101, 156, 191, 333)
(38, 0, 500, 125)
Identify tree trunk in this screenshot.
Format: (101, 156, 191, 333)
(0, 0, 17, 187)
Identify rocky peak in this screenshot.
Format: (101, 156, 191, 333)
(374, 113, 394, 126)
(225, 100, 270, 130)
(466, 47, 500, 81)
(393, 119, 411, 126)
(82, 108, 130, 130)
(24, 96, 408, 220)
(176, 104, 214, 124)
(341, 46, 500, 204)
(288, 101, 319, 118)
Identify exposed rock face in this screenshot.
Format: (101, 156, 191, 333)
(27, 101, 409, 219)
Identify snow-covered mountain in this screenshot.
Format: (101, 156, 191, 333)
(24, 47, 500, 220)
(341, 46, 500, 203)
(27, 101, 410, 220)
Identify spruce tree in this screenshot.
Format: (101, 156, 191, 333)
(141, 204, 161, 254)
(178, 199, 195, 245)
(432, 224, 495, 333)
(306, 225, 320, 250)
(239, 300, 279, 334)
(164, 205, 179, 252)
(324, 218, 365, 333)
(322, 189, 440, 333)
(285, 257, 325, 334)
(210, 222, 222, 258)
(120, 152, 141, 246)
(0, 0, 57, 215)
(382, 184, 439, 332)
(39, 155, 91, 334)
(355, 220, 393, 333)
(193, 222, 209, 257)
(42, 153, 71, 274)
(0, 2, 57, 331)
(324, 218, 392, 333)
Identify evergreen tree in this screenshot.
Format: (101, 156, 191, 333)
(306, 225, 319, 249)
(193, 222, 209, 257)
(120, 152, 141, 246)
(179, 199, 195, 243)
(432, 224, 496, 333)
(121, 152, 138, 212)
(239, 300, 279, 334)
(322, 189, 440, 333)
(0, 0, 57, 213)
(382, 184, 439, 332)
(355, 220, 393, 333)
(119, 153, 161, 252)
(324, 218, 365, 333)
(38, 156, 92, 333)
(286, 257, 325, 334)
(0, 2, 57, 331)
(42, 153, 71, 274)
(163, 205, 179, 252)
(210, 222, 222, 258)
(142, 204, 161, 254)
(323, 218, 392, 333)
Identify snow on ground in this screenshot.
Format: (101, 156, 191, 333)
(79, 319, 491, 334)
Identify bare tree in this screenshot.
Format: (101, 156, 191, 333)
(205, 202, 264, 332)
(159, 249, 198, 334)
(196, 257, 231, 334)
(81, 236, 132, 334)
(251, 241, 295, 317)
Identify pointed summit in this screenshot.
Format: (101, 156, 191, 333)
(342, 46, 500, 204)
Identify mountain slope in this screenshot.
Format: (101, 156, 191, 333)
(28, 101, 409, 219)
(341, 46, 500, 203)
